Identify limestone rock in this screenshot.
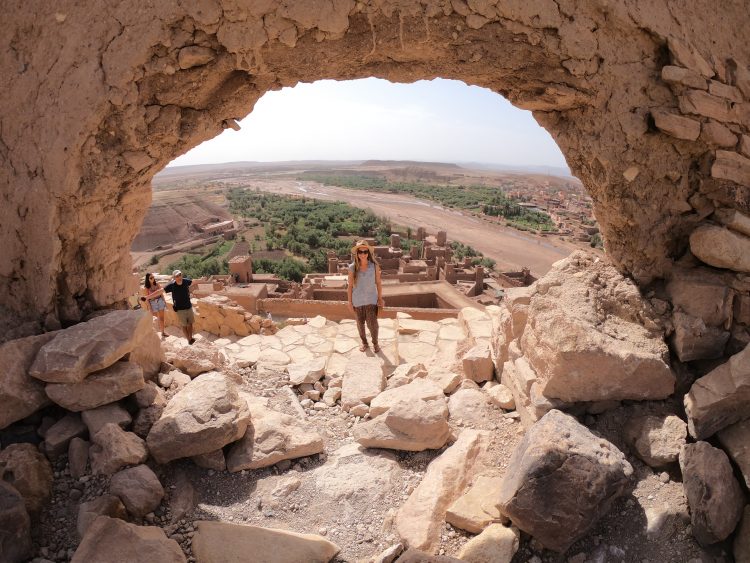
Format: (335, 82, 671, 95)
(520, 253, 675, 402)
(666, 271, 734, 327)
(29, 310, 154, 383)
(735, 506, 750, 563)
(71, 516, 185, 562)
(164, 342, 226, 377)
(77, 494, 128, 538)
(679, 441, 744, 545)
(45, 361, 145, 411)
(226, 402, 324, 472)
(340, 356, 386, 411)
(651, 109, 700, 141)
(43, 413, 87, 459)
(396, 430, 487, 552)
(485, 383, 515, 410)
(448, 388, 495, 428)
(394, 549, 463, 562)
(671, 311, 730, 362)
(0, 481, 32, 563)
(445, 474, 505, 533)
(354, 398, 450, 452)
(146, 372, 251, 464)
(288, 357, 327, 385)
(714, 207, 750, 237)
(90, 423, 148, 475)
(322, 387, 341, 407)
(684, 344, 750, 439)
(109, 465, 164, 518)
(456, 524, 519, 563)
(461, 343, 494, 382)
(191, 520, 340, 563)
(711, 150, 750, 187)
(133, 404, 165, 439)
(690, 224, 750, 273)
(426, 369, 461, 394)
(0, 332, 56, 430)
(68, 437, 90, 479)
(717, 418, 750, 488)
(0, 443, 53, 514)
(701, 120, 737, 147)
(496, 410, 633, 552)
(81, 402, 132, 435)
(312, 443, 401, 503)
(134, 380, 166, 408)
(370, 379, 445, 417)
(624, 414, 687, 467)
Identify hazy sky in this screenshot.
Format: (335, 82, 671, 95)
(169, 78, 568, 169)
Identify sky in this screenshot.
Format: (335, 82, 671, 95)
(169, 78, 568, 170)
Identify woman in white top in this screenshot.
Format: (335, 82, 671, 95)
(347, 240, 384, 352)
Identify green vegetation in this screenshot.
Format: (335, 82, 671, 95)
(252, 257, 309, 282)
(226, 189, 425, 272)
(300, 174, 556, 232)
(590, 233, 604, 249)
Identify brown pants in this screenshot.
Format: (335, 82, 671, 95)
(354, 305, 379, 346)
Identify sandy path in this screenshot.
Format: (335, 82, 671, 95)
(234, 178, 577, 277)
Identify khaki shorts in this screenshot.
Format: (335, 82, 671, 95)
(175, 308, 195, 326)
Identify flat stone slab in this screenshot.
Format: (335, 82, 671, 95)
(192, 521, 340, 563)
(45, 361, 145, 411)
(30, 310, 154, 383)
(395, 430, 487, 553)
(71, 516, 184, 563)
(226, 402, 324, 472)
(341, 356, 386, 411)
(445, 474, 505, 534)
(684, 344, 750, 439)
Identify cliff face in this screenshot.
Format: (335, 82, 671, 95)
(1, 0, 750, 324)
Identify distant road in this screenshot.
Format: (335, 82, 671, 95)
(230, 178, 576, 276)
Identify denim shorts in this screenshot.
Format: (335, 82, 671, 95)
(149, 296, 166, 312)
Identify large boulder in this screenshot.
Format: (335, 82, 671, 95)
(395, 430, 487, 552)
(735, 506, 750, 563)
(191, 521, 340, 563)
(0, 443, 53, 514)
(448, 388, 497, 428)
(0, 481, 32, 563)
(519, 253, 675, 402)
(624, 414, 687, 467)
(496, 410, 633, 552)
(109, 465, 164, 518)
(354, 398, 450, 452)
(461, 343, 494, 382)
(146, 372, 251, 464)
(679, 442, 744, 546)
(341, 356, 386, 411)
(445, 474, 505, 534)
(684, 344, 750, 439)
(671, 310, 730, 362)
(29, 310, 156, 383)
(226, 402, 324, 472)
(89, 423, 149, 476)
(45, 360, 145, 411)
(690, 224, 750, 273)
(0, 332, 56, 430)
(71, 516, 185, 563)
(717, 418, 750, 488)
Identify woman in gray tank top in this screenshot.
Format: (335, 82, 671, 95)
(347, 240, 384, 352)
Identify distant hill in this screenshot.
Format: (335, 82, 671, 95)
(361, 160, 462, 169)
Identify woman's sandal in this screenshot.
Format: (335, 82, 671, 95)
(372, 343, 381, 353)
(359, 343, 369, 352)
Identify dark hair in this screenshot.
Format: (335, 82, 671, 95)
(144, 273, 158, 289)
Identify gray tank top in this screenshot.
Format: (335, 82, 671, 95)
(349, 262, 378, 306)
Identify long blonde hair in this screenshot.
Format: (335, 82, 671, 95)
(351, 241, 379, 287)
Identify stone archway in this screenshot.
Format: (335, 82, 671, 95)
(2, 0, 749, 326)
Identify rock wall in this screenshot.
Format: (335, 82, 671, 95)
(2, 1, 750, 324)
